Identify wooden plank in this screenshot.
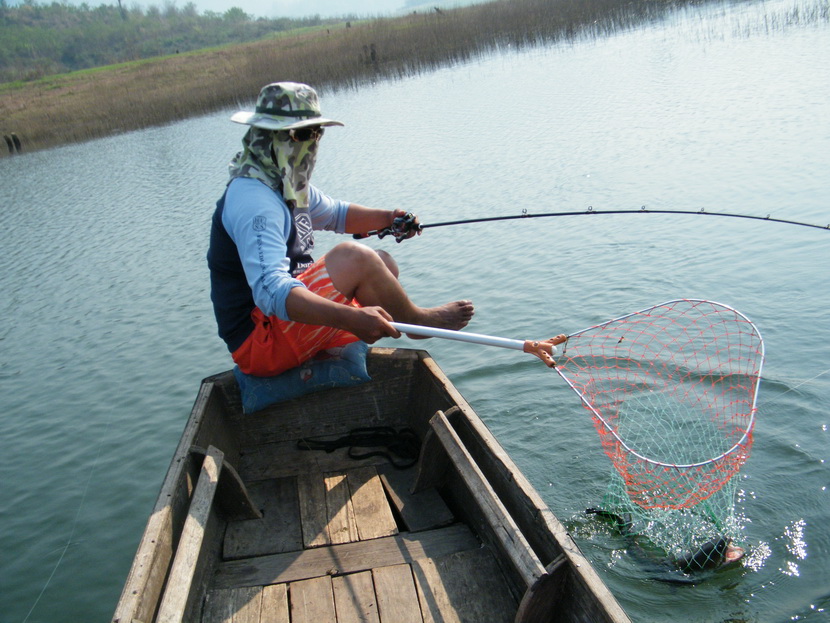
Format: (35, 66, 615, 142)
(187, 501, 225, 623)
(289, 576, 336, 623)
(416, 358, 474, 419)
(347, 466, 398, 541)
(260, 584, 290, 623)
(378, 464, 454, 533)
(111, 505, 175, 623)
(202, 587, 235, 623)
(428, 412, 546, 590)
(412, 548, 516, 623)
(157, 445, 224, 623)
(224, 478, 303, 560)
(191, 384, 243, 472)
(298, 472, 330, 548)
(233, 585, 262, 623)
(213, 524, 479, 590)
(404, 354, 469, 440)
(325, 472, 359, 545)
(373, 564, 422, 623)
(332, 571, 380, 623)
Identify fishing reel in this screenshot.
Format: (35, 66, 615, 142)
(354, 212, 421, 242)
(377, 212, 420, 243)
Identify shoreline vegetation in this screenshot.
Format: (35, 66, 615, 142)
(0, 0, 824, 157)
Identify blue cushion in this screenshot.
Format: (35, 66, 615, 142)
(233, 341, 371, 413)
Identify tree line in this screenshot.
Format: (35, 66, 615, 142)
(0, 0, 342, 82)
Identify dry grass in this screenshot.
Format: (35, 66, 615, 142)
(0, 0, 718, 156)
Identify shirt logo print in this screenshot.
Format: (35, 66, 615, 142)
(295, 211, 313, 253)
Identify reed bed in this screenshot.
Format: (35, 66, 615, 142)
(0, 0, 804, 156)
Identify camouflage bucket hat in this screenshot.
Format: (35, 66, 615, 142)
(230, 82, 344, 131)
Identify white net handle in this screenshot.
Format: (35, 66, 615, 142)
(390, 322, 563, 366)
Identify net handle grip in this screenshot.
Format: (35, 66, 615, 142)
(523, 335, 568, 367)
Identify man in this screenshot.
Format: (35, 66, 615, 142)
(208, 82, 474, 377)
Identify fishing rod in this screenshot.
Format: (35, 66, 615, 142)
(354, 206, 830, 241)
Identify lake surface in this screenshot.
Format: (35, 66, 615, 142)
(1, 0, 828, 621)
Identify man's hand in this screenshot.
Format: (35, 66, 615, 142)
(387, 210, 421, 242)
(347, 205, 421, 241)
(343, 306, 402, 343)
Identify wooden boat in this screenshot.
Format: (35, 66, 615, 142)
(112, 347, 631, 623)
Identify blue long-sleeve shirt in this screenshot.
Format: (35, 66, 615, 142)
(208, 177, 350, 352)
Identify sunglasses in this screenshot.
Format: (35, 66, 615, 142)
(288, 126, 325, 142)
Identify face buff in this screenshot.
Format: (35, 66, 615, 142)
(228, 125, 320, 207)
(270, 130, 319, 209)
(228, 126, 320, 275)
(228, 126, 280, 192)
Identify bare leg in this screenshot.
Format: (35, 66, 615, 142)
(375, 249, 399, 279)
(325, 242, 474, 331)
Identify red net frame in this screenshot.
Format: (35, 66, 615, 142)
(554, 299, 764, 510)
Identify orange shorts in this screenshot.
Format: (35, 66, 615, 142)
(232, 257, 361, 377)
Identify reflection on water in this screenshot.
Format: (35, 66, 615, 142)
(782, 518, 808, 576)
(1, 1, 829, 622)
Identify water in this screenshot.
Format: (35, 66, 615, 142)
(1, 0, 828, 620)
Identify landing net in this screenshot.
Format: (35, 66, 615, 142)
(555, 299, 764, 564)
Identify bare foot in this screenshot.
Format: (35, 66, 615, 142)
(407, 300, 474, 338)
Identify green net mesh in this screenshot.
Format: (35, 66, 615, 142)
(556, 299, 764, 570)
(592, 469, 744, 571)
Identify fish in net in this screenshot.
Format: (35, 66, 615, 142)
(554, 299, 763, 572)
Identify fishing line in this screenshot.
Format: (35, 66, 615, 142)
(355, 206, 830, 240)
(19, 328, 149, 621)
(758, 366, 830, 409)
(21, 415, 111, 623)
